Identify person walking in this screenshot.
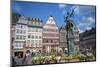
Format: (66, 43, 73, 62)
(11, 56, 16, 67)
(24, 50, 32, 65)
(22, 53, 26, 65)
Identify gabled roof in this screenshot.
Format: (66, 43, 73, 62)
(43, 16, 59, 29)
(46, 16, 56, 25)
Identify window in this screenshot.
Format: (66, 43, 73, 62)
(34, 28, 36, 32)
(56, 30, 58, 32)
(28, 35, 31, 38)
(36, 28, 38, 32)
(74, 32, 78, 35)
(20, 30, 23, 34)
(32, 40, 34, 43)
(19, 43, 21, 47)
(39, 40, 41, 44)
(32, 35, 34, 39)
(16, 25, 20, 28)
(24, 25, 26, 29)
(15, 43, 22, 48)
(37, 40, 39, 44)
(32, 28, 34, 32)
(16, 35, 23, 40)
(16, 30, 19, 33)
(35, 40, 37, 44)
(51, 40, 53, 43)
(36, 21, 39, 26)
(47, 40, 48, 43)
(39, 36, 41, 39)
(16, 35, 19, 39)
(20, 36, 22, 40)
(27, 40, 30, 44)
(47, 29, 49, 32)
(23, 36, 26, 40)
(40, 23, 42, 26)
(35, 36, 38, 39)
(28, 28, 31, 32)
(39, 29, 42, 32)
(43, 29, 46, 31)
(23, 30, 26, 34)
(21, 25, 23, 28)
(15, 43, 18, 48)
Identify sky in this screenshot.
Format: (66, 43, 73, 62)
(12, 1, 96, 33)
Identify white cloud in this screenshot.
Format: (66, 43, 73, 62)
(71, 5, 95, 17)
(82, 16, 95, 24)
(78, 16, 95, 33)
(71, 6, 80, 15)
(70, 5, 95, 33)
(79, 29, 84, 33)
(87, 27, 92, 30)
(62, 10, 67, 15)
(13, 3, 21, 13)
(58, 4, 66, 9)
(58, 4, 67, 15)
(87, 17, 95, 23)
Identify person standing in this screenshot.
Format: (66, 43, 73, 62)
(24, 50, 32, 65)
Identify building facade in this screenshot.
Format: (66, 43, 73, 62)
(12, 16, 28, 58)
(11, 16, 43, 58)
(72, 23, 80, 54)
(25, 18, 43, 53)
(59, 26, 67, 53)
(11, 15, 80, 57)
(59, 22, 80, 55)
(43, 16, 59, 54)
(79, 28, 96, 55)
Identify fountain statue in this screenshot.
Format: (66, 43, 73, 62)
(65, 10, 76, 56)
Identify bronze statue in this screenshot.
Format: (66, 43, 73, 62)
(65, 10, 76, 56)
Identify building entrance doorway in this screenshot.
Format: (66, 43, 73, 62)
(14, 51, 23, 58)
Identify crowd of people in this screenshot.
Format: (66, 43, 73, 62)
(11, 50, 39, 66)
(11, 49, 66, 67)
